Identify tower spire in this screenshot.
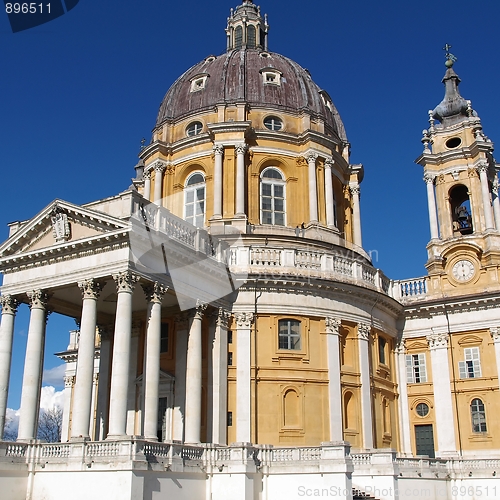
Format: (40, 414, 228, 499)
(226, 1, 269, 52)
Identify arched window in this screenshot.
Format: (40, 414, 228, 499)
(471, 398, 487, 433)
(247, 25, 256, 48)
(450, 184, 473, 235)
(235, 26, 243, 49)
(184, 172, 206, 227)
(278, 319, 300, 350)
(261, 167, 286, 226)
(264, 116, 283, 131)
(283, 389, 299, 427)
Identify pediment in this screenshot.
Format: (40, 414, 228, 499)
(406, 341, 428, 351)
(0, 199, 129, 258)
(457, 335, 483, 346)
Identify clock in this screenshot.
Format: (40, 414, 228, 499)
(451, 259, 476, 282)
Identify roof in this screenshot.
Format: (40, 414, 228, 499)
(155, 49, 347, 142)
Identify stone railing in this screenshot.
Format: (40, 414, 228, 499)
(230, 245, 390, 293)
(1, 440, 499, 481)
(390, 276, 428, 303)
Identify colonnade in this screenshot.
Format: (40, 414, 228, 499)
(0, 272, 231, 444)
(424, 162, 500, 239)
(141, 145, 362, 246)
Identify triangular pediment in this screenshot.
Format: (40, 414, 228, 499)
(0, 199, 129, 258)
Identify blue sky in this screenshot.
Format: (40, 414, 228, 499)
(1, 0, 500, 409)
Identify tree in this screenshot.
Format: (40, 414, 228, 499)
(2, 415, 17, 441)
(37, 406, 63, 443)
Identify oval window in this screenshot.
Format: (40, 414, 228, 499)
(264, 116, 283, 131)
(416, 403, 429, 417)
(446, 137, 462, 149)
(186, 122, 203, 137)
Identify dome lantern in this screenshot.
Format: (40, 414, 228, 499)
(226, 0, 269, 51)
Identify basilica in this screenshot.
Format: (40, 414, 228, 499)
(0, 1, 499, 499)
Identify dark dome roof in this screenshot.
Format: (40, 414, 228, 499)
(156, 49, 347, 142)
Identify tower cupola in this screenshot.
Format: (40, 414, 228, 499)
(432, 65, 469, 126)
(226, 0, 269, 51)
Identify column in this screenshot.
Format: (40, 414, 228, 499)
(60, 375, 74, 442)
(357, 323, 373, 449)
(350, 185, 363, 247)
(143, 170, 152, 201)
(107, 271, 139, 439)
(18, 290, 48, 442)
(142, 282, 167, 441)
(324, 159, 336, 228)
(307, 153, 319, 223)
(325, 317, 343, 441)
(126, 322, 141, 436)
(490, 328, 500, 388)
(235, 143, 247, 217)
(477, 162, 494, 230)
(213, 145, 224, 219)
(172, 314, 189, 441)
(95, 326, 112, 440)
(427, 332, 457, 456)
(212, 308, 230, 444)
(153, 161, 166, 206)
(71, 279, 102, 440)
(492, 178, 500, 230)
(0, 295, 18, 439)
(184, 301, 207, 444)
(424, 173, 439, 239)
(395, 339, 412, 454)
(235, 312, 254, 443)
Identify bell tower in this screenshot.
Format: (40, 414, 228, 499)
(416, 48, 500, 296)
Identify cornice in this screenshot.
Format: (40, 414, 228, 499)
(415, 142, 493, 167)
(207, 121, 252, 135)
(402, 291, 500, 319)
(0, 229, 130, 274)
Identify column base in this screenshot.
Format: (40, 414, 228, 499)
(70, 436, 91, 443)
(105, 434, 132, 441)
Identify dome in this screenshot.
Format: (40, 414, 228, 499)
(155, 49, 347, 142)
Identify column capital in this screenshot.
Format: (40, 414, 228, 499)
(357, 323, 371, 341)
(235, 143, 247, 155)
(325, 317, 341, 335)
(64, 375, 74, 389)
(112, 271, 139, 293)
(349, 185, 361, 197)
(175, 312, 190, 331)
(153, 160, 167, 173)
(78, 279, 104, 300)
(142, 282, 168, 304)
(306, 152, 318, 164)
(423, 173, 436, 184)
(143, 169, 152, 180)
(192, 300, 208, 320)
(476, 161, 489, 174)
(324, 158, 335, 169)
(234, 312, 254, 329)
(492, 177, 499, 195)
(27, 290, 49, 310)
(490, 327, 500, 342)
(216, 308, 231, 328)
(0, 295, 19, 315)
(213, 144, 224, 155)
(97, 324, 113, 342)
(395, 337, 406, 355)
(426, 332, 448, 350)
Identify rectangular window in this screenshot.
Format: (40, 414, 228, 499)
(278, 319, 301, 350)
(459, 347, 482, 379)
(227, 411, 233, 427)
(160, 323, 169, 353)
(228, 352, 233, 366)
(228, 330, 233, 344)
(406, 353, 427, 383)
(378, 337, 387, 365)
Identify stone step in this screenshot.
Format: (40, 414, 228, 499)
(353, 488, 378, 500)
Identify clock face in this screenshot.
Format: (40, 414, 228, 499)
(452, 259, 476, 282)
